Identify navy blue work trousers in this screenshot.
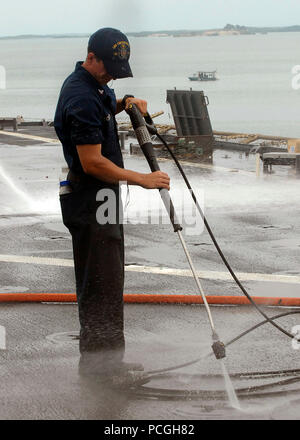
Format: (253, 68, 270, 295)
(60, 183, 125, 364)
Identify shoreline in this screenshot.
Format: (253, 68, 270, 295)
(1, 26, 300, 40)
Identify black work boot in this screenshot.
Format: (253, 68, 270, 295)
(78, 352, 144, 385)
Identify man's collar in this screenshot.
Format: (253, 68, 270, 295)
(74, 61, 115, 111)
(75, 61, 105, 92)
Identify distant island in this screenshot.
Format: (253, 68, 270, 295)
(127, 24, 300, 37)
(0, 33, 89, 40)
(1, 24, 300, 40)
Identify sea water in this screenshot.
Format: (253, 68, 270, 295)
(0, 32, 299, 136)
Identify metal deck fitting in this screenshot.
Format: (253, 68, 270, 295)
(262, 152, 300, 173)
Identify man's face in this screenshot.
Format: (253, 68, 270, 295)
(90, 55, 115, 84)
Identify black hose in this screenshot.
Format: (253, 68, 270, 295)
(156, 132, 295, 340)
(131, 373, 300, 400)
(145, 301, 300, 376)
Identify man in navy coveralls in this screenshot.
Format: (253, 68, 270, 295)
(54, 28, 170, 379)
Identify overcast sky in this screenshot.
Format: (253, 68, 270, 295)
(1, 0, 300, 36)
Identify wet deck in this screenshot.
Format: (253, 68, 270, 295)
(0, 127, 299, 419)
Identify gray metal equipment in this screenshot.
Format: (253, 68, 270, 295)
(166, 89, 214, 161)
(166, 89, 213, 136)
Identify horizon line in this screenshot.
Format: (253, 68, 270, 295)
(1, 24, 300, 39)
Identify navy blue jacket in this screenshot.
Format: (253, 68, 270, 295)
(54, 62, 124, 181)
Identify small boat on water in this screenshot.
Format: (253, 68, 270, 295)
(188, 70, 218, 81)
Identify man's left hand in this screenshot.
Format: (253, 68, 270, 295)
(125, 97, 148, 115)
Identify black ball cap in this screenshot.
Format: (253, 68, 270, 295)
(88, 27, 133, 79)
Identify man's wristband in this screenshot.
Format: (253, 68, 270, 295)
(122, 94, 134, 110)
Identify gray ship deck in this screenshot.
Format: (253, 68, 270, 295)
(0, 126, 300, 419)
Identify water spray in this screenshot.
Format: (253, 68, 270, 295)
(126, 103, 226, 361)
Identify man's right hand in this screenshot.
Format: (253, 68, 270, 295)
(76, 143, 171, 189)
(140, 171, 170, 190)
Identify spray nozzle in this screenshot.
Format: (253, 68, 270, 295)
(212, 340, 226, 360)
(211, 332, 226, 359)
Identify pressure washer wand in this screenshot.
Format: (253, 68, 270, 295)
(126, 104, 225, 360)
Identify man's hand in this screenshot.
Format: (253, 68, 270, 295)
(76, 143, 170, 189)
(124, 97, 147, 115)
(116, 96, 148, 115)
(139, 171, 170, 190)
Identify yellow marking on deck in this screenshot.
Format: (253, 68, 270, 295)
(0, 130, 59, 144)
(0, 254, 299, 284)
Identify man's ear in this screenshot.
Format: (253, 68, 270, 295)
(86, 52, 95, 64)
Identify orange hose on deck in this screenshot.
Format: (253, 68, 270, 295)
(0, 293, 299, 306)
